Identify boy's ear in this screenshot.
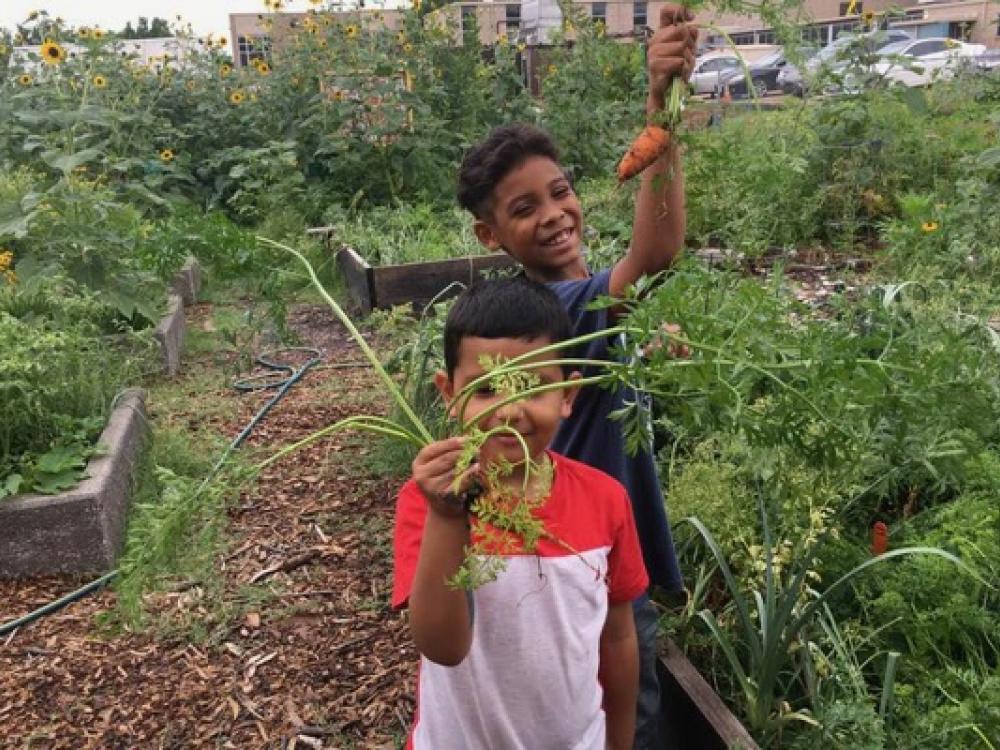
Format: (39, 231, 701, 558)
(433, 369, 454, 402)
(561, 371, 583, 418)
(473, 219, 503, 252)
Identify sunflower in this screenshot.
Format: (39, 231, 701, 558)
(309, 0, 323, 4)
(403, 42, 414, 55)
(412, 0, 422, 10)
(344, 24, 359, 39)
(230, 89, 246, 104)
(257, 61, 271, 75)
(921, 221, 940, 233)
(92, 74, 107, 88)
(93, 28, 105, 39)
(862, 10, 876, 24)
(517, 42, 526, 53)
(40, 40, 67, 65)
(78, 27, 90, 39)
(0, 250, 13, 271)
(18, 73, 33, 86)
(217, 36, 227, 47)
(220, 63, 232, 77)
(186, 79, 197, 91)
(159, 148, 175, 163)
(497, 32, 508, 45)
(3, 270, 16, 286)
(547, 63, 557, 76)
(333, 89, 346, 101)
(396, 31, 407, 44)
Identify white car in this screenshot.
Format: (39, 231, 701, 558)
(689, 54, 743, 95)
(868, 38, 987, 86)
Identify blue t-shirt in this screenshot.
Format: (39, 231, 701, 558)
(548, 269, 683, 593)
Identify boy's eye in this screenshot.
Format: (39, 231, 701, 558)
(512, 204, 533, 217)
(475, 385, 495, 396)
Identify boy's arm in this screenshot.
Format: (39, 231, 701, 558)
(610, 5, 698, 300)
(408, 437, 478, 667)
(599, 600, 640, 750)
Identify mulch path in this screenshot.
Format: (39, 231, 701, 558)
(0, 303, 416, 748)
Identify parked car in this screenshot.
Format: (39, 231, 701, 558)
(975, 49, 1000, 71)
(689, 54, 743, 95)
(715, 50, 787, 99)
(865, 38, 987, 87)
(780, 29, 913, 95)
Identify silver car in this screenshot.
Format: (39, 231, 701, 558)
(689, 55, 743, 95)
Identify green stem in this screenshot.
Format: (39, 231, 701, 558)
(254, 414, 424, 472)
(257, 236, 434, 444)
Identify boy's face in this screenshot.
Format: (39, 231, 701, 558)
(435, 335, 577, 469)
(473, 156, 586, 281)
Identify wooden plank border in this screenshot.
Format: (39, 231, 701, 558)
(659, 639, 760, 750)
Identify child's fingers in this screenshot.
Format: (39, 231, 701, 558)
(413, 437, 466, 469)
(659, 4, 694, 26)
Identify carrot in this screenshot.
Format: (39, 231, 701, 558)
(616, 124, 671, 182)
(871, 521, 889, 555)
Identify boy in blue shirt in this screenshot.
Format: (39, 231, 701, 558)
(455, 7, 696, 746)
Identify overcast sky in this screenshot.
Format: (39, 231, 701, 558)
(0, 1, 389, 39)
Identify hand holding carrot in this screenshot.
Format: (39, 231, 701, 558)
(618, 6, 697, 181)
(412, 437, 480, 518)
(645, 5, 698, 115)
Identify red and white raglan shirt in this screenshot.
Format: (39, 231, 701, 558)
(392, 451, 649, 750)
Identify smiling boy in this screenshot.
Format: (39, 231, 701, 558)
(455, 7, 698, 747)
(393, 277, 649, 749)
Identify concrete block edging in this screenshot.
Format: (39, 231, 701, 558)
(0, 388, 150, 578)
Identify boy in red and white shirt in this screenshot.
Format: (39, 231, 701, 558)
(393, 276, 648, 749)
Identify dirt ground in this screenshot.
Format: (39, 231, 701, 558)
(0, 302, 416, 749)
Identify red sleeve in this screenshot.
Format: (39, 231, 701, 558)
(391, 479, 429, 609)
(606, 488, 649, 604)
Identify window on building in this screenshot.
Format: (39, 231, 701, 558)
(461, 5, 477, 35)
(730, 32, 756, 45)
(802, 25, 826, 45)
(592, 2, 607, 25)
(633, 1, 648, 29)
(237, 35, 271, 67)
(838, 1, 862, 16)
(506, 4, 521, 33)
(756, 29, 776, 44)
(831, 20, 859, 40)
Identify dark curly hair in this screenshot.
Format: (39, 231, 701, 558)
(444, 276, 571, 378)
(456, 124, 561, 219)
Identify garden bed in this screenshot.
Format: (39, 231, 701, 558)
(337, 245, 516, 312)
(660, 640, 759, 750)
(0, 389, 149, 578)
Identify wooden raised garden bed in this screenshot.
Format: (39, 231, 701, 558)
(660, 639, 759, 750)
(336, 245, 517, 313)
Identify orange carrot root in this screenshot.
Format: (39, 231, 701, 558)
(616, 124, 672, 182)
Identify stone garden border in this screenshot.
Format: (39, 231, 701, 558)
(0, 389, 149, 578)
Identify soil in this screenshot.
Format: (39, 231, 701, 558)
(0, 303, 416, 748)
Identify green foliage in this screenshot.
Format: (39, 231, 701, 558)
(1, 173, 166, 323)
(0, 307, 151, 496)
(326, 201, 484, 265)
(685, 110, 821, 253)
(538, 5, 646, 179)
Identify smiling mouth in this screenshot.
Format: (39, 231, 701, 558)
(542, 227, 574, 246)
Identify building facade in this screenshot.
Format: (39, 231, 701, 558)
(426, 0, 999, 48)
(228, 10, 405, 67)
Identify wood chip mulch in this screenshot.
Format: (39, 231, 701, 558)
(0, 303, 418, 749)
